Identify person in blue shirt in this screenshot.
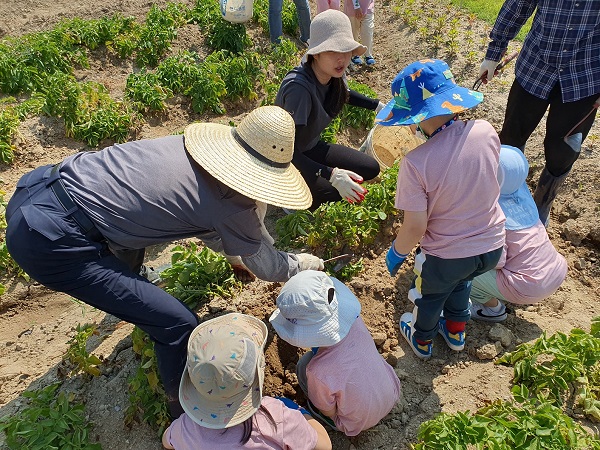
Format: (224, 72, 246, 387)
(479, 0, 600, 227)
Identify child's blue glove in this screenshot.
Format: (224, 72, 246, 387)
(386, 243, 408, 276)
(275, 397, 309, 416)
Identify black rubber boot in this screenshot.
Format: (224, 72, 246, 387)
(533, 167, 570, 227)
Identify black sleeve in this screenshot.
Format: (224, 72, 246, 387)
(348, 90, 379, 110)
(292, 125, 333, 181)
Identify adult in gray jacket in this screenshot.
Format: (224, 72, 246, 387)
(5, 106, 323, 418)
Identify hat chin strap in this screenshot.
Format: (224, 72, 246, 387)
(231, 129, 290, 169)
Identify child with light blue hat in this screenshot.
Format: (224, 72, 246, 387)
(380, 59, 506, 359)
(470, 145, 568, 322)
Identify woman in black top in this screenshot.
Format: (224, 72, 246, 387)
(275, 9, 382, 210)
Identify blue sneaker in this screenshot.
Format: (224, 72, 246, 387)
(365, 56, 376, 65)
(399, 313, 432, 360)
(438, 318, 465, 351)
(351, 55, 363, 65)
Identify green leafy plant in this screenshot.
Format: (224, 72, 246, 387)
(125, 70, 172, 111)
(340, 80, 377, 130)
(187, 0, 221, 28)
(187, 63, 228, 114)
(160, 242, 241, 309)
(0, 190, 29, 282)
(125, 327, 170, 435)
(156, 51, 202, 94)
(0, 383, 102, 449)
(205, 50, 264, 101)
(320, 116, 342, 143)
(0, 106, 21, 163)
(497, 317, 600, 421)
(135, 3, 188, 67)
(64, 323, 103, 377)
(275, 165, 399, 258)
(413, 385, 600, 449)
(40, 72, 136, 146)
(205, 18, 252, 54)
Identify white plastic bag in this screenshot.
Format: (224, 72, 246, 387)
(220, 0, 253, 23)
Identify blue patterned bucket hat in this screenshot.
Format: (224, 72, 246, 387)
(376, 59, 484, 126)
(497, 145, 539, 230)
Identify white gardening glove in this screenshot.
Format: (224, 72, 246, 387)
(296, 253, 324, 271)
(375, 101, 386, 113)
(479, 59, 499, 83)
(330, 168, 367, 203)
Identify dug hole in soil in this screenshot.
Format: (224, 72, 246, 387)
(1, 0, 599, 449)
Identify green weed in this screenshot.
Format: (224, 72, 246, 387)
(0, 106, 21, 163)
(0, 383, 102, 449)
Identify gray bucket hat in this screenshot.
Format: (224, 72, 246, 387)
(306, 10, 366, 57)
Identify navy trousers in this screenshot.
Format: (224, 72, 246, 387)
(408, 247, 503, 341)
(5, 165, 199, 418)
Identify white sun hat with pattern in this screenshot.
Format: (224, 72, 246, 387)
(269, 270, 361, 348)
(179, 313, 268, 429)
(184, 105, 312, 210)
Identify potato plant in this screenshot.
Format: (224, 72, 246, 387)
(125, 326, 170, 435)
(160, 242, 241, 310)
(341, 79, 378, 130)
(0, 384, 101, 450)
(414, 385, 600, 449)
(64, 323, 103, 378)
(275, 165, 399, 259)
(497, 317, 600, 422)
(125, 70, 172, 112)
(205, 18, 252, 54)
(205, 50, 264, 101)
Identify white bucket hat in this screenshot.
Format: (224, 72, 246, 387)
(497, 145, 539, 230)
(269, 270, 361, 348)
(179, 313, 268, 429)
(306, 10, 366, 57)
(184, 105, 312, 210)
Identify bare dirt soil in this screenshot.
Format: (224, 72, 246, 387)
(1, 1, 599, 449)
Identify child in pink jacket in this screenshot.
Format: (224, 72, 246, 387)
(344, 0, 376, 65)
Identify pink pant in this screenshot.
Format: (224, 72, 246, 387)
(316, 0, 340, 14)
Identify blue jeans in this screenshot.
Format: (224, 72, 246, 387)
(409, 247, 503, 341)
(5, 165, 199, 418)
(269, 0, 311, 44)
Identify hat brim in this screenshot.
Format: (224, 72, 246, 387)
(499, 182, 539, 230)
(307, 41, 367, 57)
(376, 85, 484, 126)
(179, 314, 268, 429)
(184, 123, 312, 210)
(269, 277, 361, 348)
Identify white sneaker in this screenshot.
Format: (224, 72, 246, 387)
(470, 302, 507, 322)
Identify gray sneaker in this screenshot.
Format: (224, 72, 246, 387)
(470, 302, 507, 322)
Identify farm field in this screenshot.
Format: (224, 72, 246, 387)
(0, 0, 599, 449)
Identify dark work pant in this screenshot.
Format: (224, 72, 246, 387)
(499, 81, 598, 176)
(302, 140, 380, 209)
(409, 247, 503, 342)
(5, 165, 199, 418)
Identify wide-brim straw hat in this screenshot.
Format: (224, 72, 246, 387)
(184, 105, 312, 210)
(269, 270, 361, 348)
(179, 313, 268, 429)
(306, 9, 366, 57)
